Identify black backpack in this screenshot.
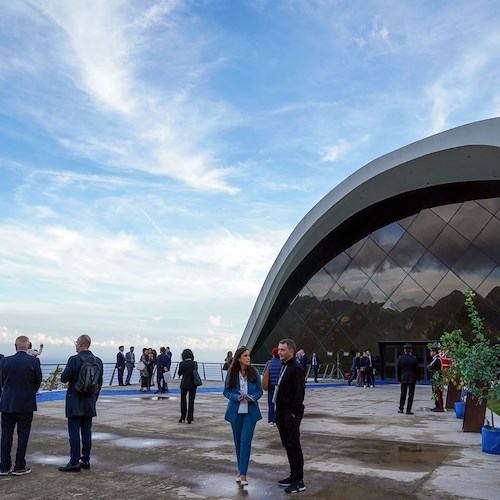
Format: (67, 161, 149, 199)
(74, 354, 102, 395)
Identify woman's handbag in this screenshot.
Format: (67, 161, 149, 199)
(261, 362, 270, 391)
(136, 361, 146, 371)
(193, 363, 203, 386)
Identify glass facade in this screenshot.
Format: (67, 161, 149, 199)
(253, 197, 500, 374)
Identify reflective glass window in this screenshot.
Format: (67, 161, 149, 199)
(306, 268, 335, 300)
(431, 203, 461, 223)
(410, 251, 449, 294)
(390, 275, 428, 311)
(398, 214, 417, 229)
(428, 225, 469, 269)
(430, 271, 468, 304)
(352, 238, 387, 278)
(324, 252, 351, 281)
(371, 222, 405, 251)
(337, 262, 369, 300)
(473, 215, 500, 263)
(476, 266, 500, 307)
(388, 232, 427, 272)
(291, 286, 318, 321)
(345, 236, 368, 258)
(372, 257, 407, 296)
(477, 197, 500, 216)
(448, 201, 492, 242)
(452, 245, 496, 290)
(407, 209, 446, 247)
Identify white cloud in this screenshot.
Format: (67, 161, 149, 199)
(320, 139, 349, 163)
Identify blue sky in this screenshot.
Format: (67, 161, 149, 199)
(1, 0, 499, 363)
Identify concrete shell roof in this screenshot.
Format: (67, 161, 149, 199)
(240, 117, 500, 350)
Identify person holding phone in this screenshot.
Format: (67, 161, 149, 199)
(223, 346, 263, 487)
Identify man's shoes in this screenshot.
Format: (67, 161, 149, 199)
(406, 411, 414, 415)
(11, 467, 32, 476)
(58, 462, 81, 472)
(278, 476, 294, 487)
(285, 481, 307, 494)
(0, 469, 10, 476)
(431, 408, 444, 412)
(398, 409, 404, 413)
(79, 461, 90, 470)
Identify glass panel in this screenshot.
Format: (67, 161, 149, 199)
(320, 323, 357, 357)
(428, 225, 469, 269)
(407, 209, 446, 247)
(430, 272, 468, 303)
(345, 236, 368, 258)
(355, 279, 388, 313)
(372, 257, 407, 296)
(337, 262, 369, 300)
(291, 287, 319, 321)
(448, 201, 492, 242)
(306, 268, 335, 300)
(388, 232, 427, 273)
(473, 215, 500, 263)
(476, 266, 500, 310)
(352, 238, 387, 278)
(371, 222, 405, 252)
(452, 246, 496, 291)
(390, 275, 429, 311)
(307, 303, 335, 342)
(293, 325, 323, 355)
(431, 203, 461, 223)
(410, 251, 449, 294)
(477, 197, 500, 216)
(324, 252, 351, 281)
(398, 214, 417, 230)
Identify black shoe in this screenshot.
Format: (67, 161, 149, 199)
(285, 481, 306, 493)
(79, 461, 90, 470)
(0, 469, 10, 476)
(432, 408, 444, 412)
(406, 411, 414, 415)
(398, 409, 404, 413)
(187, 420, 192, 424)
(11, 467, 31, 476)
(58, 462, 81, 472)
(179, 418, 185, 423)
(278, 476, 293, 487)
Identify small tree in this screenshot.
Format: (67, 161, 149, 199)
(40, 366, 67, 391)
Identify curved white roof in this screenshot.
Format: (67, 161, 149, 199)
(240, 117, 500, 350)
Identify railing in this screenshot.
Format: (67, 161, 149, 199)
(40, 361, 351, 391)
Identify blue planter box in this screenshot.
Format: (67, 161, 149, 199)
(454, 401, 465, 419)
(481, 425, 500, 455)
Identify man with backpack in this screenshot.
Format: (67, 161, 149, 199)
(58, 334, 103, 472)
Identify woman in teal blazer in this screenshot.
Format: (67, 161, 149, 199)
(223, 346, 263, 486)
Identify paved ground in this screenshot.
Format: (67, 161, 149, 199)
(1, 381, 499, 499)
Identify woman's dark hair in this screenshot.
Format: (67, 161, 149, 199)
(142, 347, 148, 354)
(227, 346, 257, 388)
(182, 348, 194, 361)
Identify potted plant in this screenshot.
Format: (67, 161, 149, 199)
(454, 292, 500, 444)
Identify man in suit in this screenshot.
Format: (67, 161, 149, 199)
(348, 351, 360, 385)
(366, 350, 376, 387)
(396, 343, 419, 415)
(309, 352, 320, 383)
(58, 334, 103, 472)
(116, 345, 126, 386)
(156, 347, 171, 393)
(0, 336, 42, 476)
(125, 346, 135, 385)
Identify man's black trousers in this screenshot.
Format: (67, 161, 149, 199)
(275, 407, 304, 482)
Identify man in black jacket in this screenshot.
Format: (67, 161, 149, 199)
(0, 336, 42, 476)
(397, 343, 419, 415)
(58, 334, 103, 472)
(275, 338, 306, 494)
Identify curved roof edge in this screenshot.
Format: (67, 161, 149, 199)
(240, 117, 500, 350)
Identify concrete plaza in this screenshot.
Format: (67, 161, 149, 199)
(1, 381, 499, 499)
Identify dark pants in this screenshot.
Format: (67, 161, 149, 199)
(68, 416, 93, 464)
(125, 363, 134, 385)
(367, 367, 375, 387)
(267, 385, 276, 423)
(0, 412, 33, 471)
(399, 383, 416, 411)
(117, 366, 125, 385)
(348, 368, 357, 384)
(311, 365, 319, 382)
(275, 406, 304, 482)
(180, 388, 197, 422)
(157, 370, 168, 392)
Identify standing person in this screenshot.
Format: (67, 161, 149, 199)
(275, 338, 306, 494)
(357, 352, 368, 387)
(27, 342, 44, 357)
(397, 344, 419, 415)
(0, 336, 42, 476)
(148, 348, 156, 387)
(156, 347, 170, 394)
(178, 349, 198, 424)
(223, 346, 263, 487)
(309, 352, 320, 383)
(139, 348, 151, 392)
(266, 347, 282, 426)
(116, 345, 126, 386)
(125, 346, 135, 385)
(296, 349, 308, 372)
(58, 335, 103, 472)
(427, 347, 444, 412)
(223, 350, 233, 371)
(366, 350, 375, 387)
(348, 351, 360, 386)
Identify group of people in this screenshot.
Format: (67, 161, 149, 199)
(347, 350, 376, 387)
(223, 339, 307, 494)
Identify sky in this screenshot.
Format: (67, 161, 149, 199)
(1, 0, 499, 364)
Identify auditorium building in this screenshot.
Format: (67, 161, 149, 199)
(240, 118, 500, 380)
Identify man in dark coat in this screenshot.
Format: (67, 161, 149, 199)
(156, 347, 171, 393)
(309, 352, 320, 383)
(396, 343, 419, 415)
(0, 336, 42, 476)
(58, 334, 103, 472)
(115, 345, 126, 386)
